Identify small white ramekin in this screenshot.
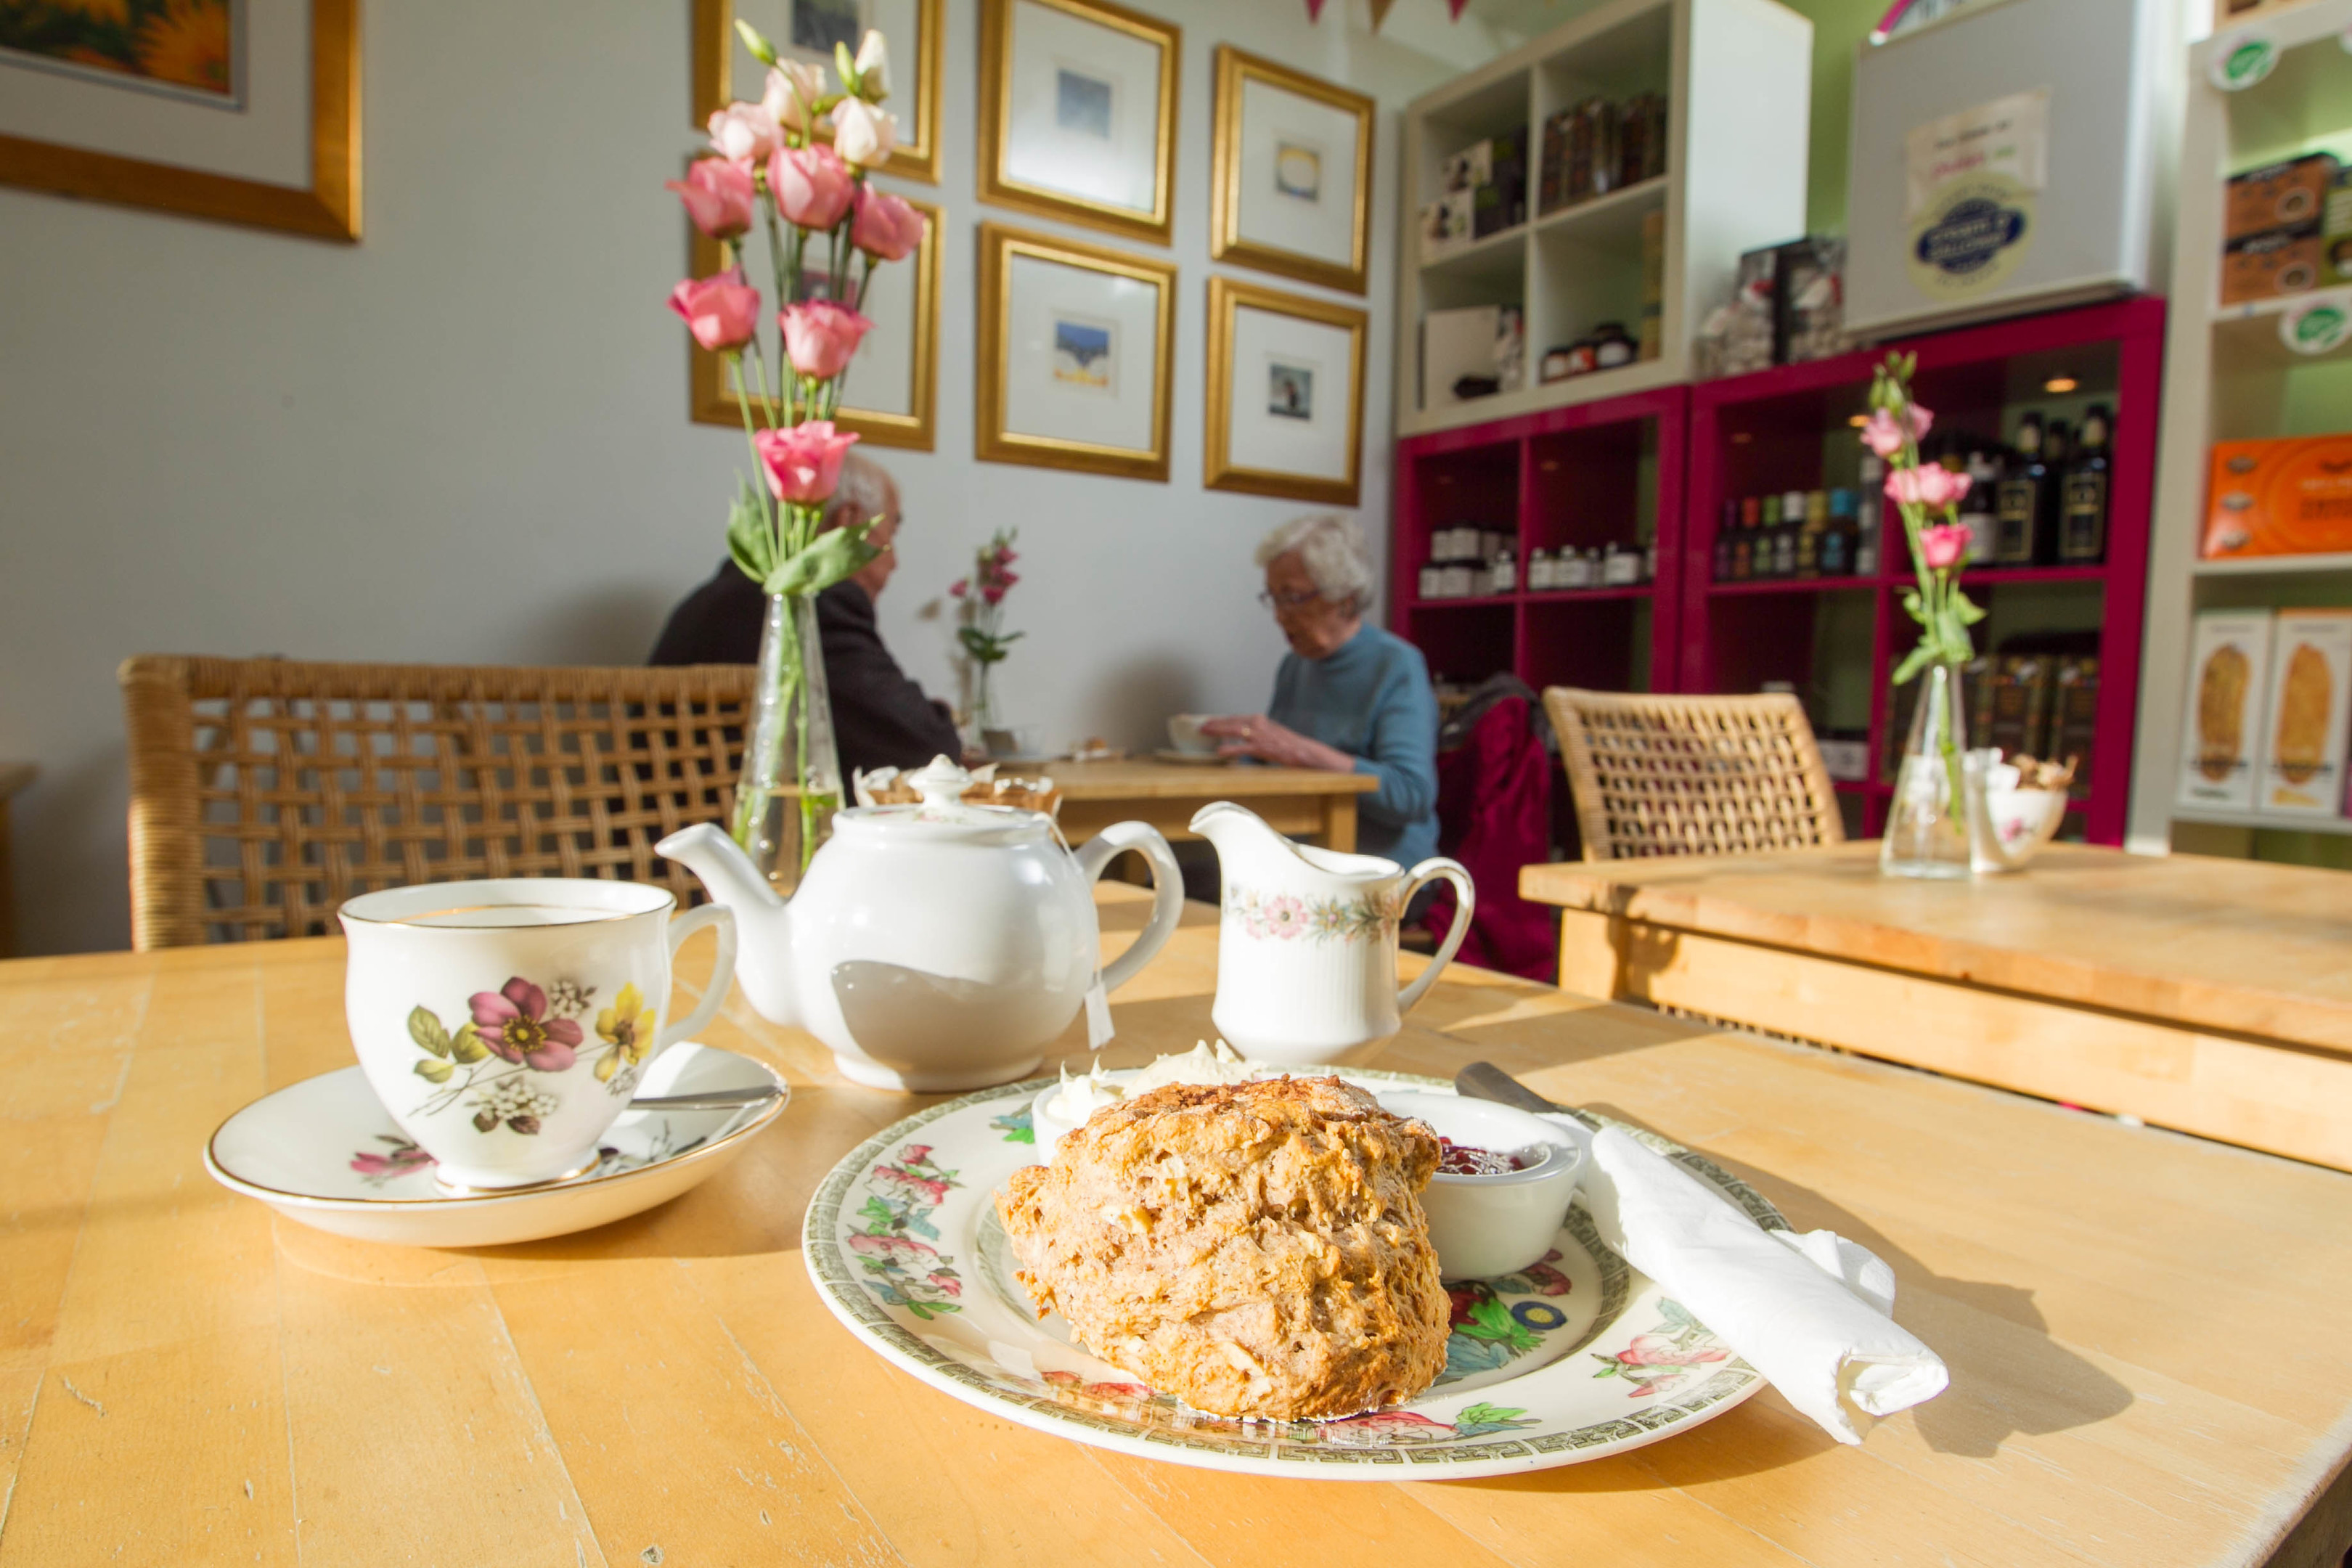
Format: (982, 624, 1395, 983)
(1379, 1091, 1585, 1281)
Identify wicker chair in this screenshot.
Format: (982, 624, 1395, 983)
(1541, 687, 1845, 862)
(121, 656, 757, 950)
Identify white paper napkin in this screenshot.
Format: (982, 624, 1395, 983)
(1553, 1120, 1948, 1445)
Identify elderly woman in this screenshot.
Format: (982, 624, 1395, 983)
(1201, 514, 1440, 868)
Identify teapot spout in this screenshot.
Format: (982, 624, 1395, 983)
(656, 823, 796, 1024)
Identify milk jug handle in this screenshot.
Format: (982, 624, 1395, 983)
(1073, 823, 1185, 992)
(1395, 857, 1474, 1014)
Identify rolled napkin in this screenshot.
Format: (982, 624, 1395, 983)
(1564, 1122, 1948, 1445)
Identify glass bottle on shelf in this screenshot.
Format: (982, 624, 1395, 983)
(2060, 404, 2111, 564)
(1821, 488, 1855, 575)
(1993, 414, 2046, 566)
(2038, 422, 2071, 565)
(1959, 450, 1999, 563)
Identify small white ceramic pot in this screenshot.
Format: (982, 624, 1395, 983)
(1379, 1092, 1584, 1281)
(339, 878, 736, 1190)
(1167, 714, 1217, 755)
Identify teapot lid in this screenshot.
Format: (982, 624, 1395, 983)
(837, 756, 1051, 840)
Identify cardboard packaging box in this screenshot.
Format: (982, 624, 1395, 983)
(2177, 611, 2275, 812)
(2255, 609, 2352, 817)
(2202, 434, 2352, 558)
(2226, 154, 2337, 242)
(2221, 226, 2324, 304)
(1421, 304, 1523, 408)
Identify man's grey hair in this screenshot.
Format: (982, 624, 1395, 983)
(822, 453, 898, 531)
(1254, 513, 1373, 612)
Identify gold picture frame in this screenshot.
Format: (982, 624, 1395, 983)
(689, 193, 941, 452)
(0, 0, 360, 242)
(976, 0, 1178, 245)
(1204, 274, 1366, 507)
(977, 221, 1175, 482)
(693, 0, 944, 184)
(1209, 46, 1372, 295)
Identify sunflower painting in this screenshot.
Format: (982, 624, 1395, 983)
(0, 0, 240, 105)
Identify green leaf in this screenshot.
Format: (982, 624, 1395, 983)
(727, 479, 775, 587)
(407, 1006, 450, 1058)
(448, 1021, 490, 1065)
(734, 17, 777, 65)
(1952, 590, 1987, 626)
(834, 40, 861, 94)
(764, 522, 879, 597)
(413, 1058, 454, 1084)
(1890, 642, 1936, 687)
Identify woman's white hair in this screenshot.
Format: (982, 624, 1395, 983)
(822, 453, 897, 531)
(1255, 513, 1373, 612)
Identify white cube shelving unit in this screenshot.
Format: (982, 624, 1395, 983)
(1393, 0, 1813, 438)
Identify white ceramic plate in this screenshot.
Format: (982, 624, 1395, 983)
(803, 1069, 1785, 1479)
(205, 1043, 787, 1247)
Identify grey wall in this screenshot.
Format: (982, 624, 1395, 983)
(0, 0, 1464, 955)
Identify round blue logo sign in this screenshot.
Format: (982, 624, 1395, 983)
(1915, 197, 2029, 277)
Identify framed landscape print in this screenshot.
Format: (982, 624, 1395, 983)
(1204, 275, 1365, 505)
(694, 0, 943, 184)
(690, 191, 941, 451)
(1210, 48, 1373, 295)
(0, 0, 359, 241)
(977, 221, 1175, 481)
(976, 0, 1177, 245)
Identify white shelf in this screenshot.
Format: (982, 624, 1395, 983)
(2212, 292, 2352, 371)
(1418, 224, 1528, 279)
(1394, 355, 1684, 438)
(2173, 808, 2352, 835)
(2191, 551, 2352, 576)
(1532, 175, 1669, 247)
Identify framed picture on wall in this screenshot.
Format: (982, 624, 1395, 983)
(977, 221, 1175, 481)
(689, 189, 942, 451)
(977, 0, 1178, 245)
(0, 0, 359, 241)
(1209, 47, 1373, 295)
(1204, 275, 1365, 506)
(695, 0, 944, 184)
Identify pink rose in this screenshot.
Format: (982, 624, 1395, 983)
(667, 272, 761, 352)
(1885, 463, 1969, 510)
(1859, 404, 1933, 459)
(761, 60, 826, 131)
(1918, 523, 1970, 570)
(830, 97, 899, 167)
(851, 187, 925, 261)
(769, 143, 854, 230)
(666, 158, 756, 241)
(755, 420, 859, 504)
(706, 100, 780, 165)
(779, 300, 875, 379)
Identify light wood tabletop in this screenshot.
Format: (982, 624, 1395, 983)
(1522, 841, 2352, 1174)
(7, 886, 2352, 1565)
(1041, 757, 1378, 853)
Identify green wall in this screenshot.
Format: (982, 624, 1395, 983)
(1788, 0, 1884, 236)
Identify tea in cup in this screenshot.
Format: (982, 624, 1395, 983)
(339, 879, 737, 1190)
(1167, 713, 1218, 755)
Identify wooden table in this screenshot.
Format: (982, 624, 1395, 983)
(8, 890, 2352, 1567)
(1042, 757, 1376, 853)
(1524, 840, 2352, 1175)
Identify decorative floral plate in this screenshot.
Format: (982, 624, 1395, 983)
(205, 1043, 786, 1248)
(802, 1069, 1787, 1479)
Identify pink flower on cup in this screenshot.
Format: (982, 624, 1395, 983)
(1918, 523, 1971, 570)
(1859, 404, 1933, 458)
(706, 100, 780, 165)
(1614, 1334, 1728, 1369)
(470, 978, 584, 1071)
(852, 186, 925, 260)
(666, 157, 756, 240)
(1885, 463, 1969, 511)
(778, 299, 874, 379)
(668, 272, 761, 352)
(755, 420, 859, 503)
(830, 97, 899, 167)
(769, 142, 854, 230)
(1261, 896, 1309, 939)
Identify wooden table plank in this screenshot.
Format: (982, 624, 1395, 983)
(1042, 759, 1375, 853)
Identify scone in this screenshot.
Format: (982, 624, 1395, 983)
(995, 1076, 1448, 1421)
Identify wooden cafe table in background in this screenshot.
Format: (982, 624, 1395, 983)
(7, 886, 2352, 1565)
(1523, 840, 2352, 1175)
(1042, 756, 1377, 853)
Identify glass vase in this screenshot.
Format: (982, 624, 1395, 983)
(732, 590, 844, 896)
(1880, 660, 1978, 880)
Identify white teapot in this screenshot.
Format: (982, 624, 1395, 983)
(658, 758, 1183, 1091)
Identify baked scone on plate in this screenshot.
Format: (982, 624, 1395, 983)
(995, 1076, 1448, 1421)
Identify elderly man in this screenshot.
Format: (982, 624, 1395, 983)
(1201, 513, 1440, 868)
(649, 454, 964, 777)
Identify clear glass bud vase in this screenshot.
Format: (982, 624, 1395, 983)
(732, 590, 844, 895)
(1881, 661, 1978, 880)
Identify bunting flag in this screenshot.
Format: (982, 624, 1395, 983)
(1306, 0, 1327, 16)
(1447, 0, 1471, 15)
(1369, 0, 1397, 24)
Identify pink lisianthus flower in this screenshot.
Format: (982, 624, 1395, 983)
(948, 579, 968, 598)
(1885, 463, 1970, 510)
(469, 978, 584, 1071)
(851, 186, 925, 260)
(769, 142, 854, 230)
(981, 585, 1005, 606)
(830, 97, 899, 166)
(761, 60, 826, 131)
(1917, 523, 1971, 571)
(778, 299, 875, 379)
(706, 100, 780, 166)
(755, 420, 859, 503)
(666, 157, 756, 241)
(1859, 404, 1935, 459)
(667, 272, 761, 352)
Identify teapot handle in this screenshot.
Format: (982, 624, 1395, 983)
(1395, 857, 1474, 1015)
(1074, 822, 1185, 992)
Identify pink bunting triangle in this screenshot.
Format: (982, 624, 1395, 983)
(1305, 0, 1326, 16)
(1448, 0, 1472, 16)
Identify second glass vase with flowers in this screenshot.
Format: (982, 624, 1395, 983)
(665, 19, 927, 892)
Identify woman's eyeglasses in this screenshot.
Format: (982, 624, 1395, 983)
(1257, 588, 1323, 612)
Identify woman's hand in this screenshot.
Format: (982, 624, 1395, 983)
(1198, 714, 1355, 772)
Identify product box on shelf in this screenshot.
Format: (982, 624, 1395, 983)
(2202, 435, 2352, 558)
(2254, 610, 2352, 817)
(2225, 154, 2337, 243)
(2052, 656, 2099, 794)
(2221, 227, 2324, 305)
(2176, 610, 2276, 813)
(1421, 305, 1524, 408)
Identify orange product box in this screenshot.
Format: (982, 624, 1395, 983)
(2205, 436, 2352, 558)
(2221, 226, 2323, 304)
(2226, 154, 2337, 242)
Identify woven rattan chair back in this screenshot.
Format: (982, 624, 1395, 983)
(1540, 687, 1845, 862)
(121, 656, 757, 950)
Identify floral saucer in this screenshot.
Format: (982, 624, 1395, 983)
(803, 1069, 1786, 1481)
(205, 1043, 787, 1248)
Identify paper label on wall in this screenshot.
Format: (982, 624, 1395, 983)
(1903, 90, 2050, 221)
(1906, 173, 2035, 298)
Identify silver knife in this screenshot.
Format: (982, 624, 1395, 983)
(626, 1085, 783, 1112)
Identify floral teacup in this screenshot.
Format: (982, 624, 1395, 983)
(339, 879, 736, 1190)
